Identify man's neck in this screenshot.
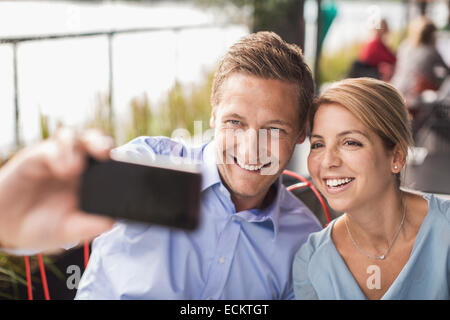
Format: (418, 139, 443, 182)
(230, 184, 277, 213)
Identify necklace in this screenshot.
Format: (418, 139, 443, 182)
(344, 194, 407, 260)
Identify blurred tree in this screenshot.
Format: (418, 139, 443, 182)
(195, 0, 306, 48)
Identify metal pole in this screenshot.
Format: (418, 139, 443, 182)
(12, 42, 20, 148)
(174, 28, 180, 84)
(108, 33, 114, 130)
(314, 0, 322, 92)
(299, 0, 306, 51)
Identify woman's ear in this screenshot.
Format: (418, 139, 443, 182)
(391, 144, 406, 173)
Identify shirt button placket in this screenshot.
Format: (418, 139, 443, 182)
(201, 217, 240, 299)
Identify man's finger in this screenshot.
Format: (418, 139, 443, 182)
(79, 130, 114, 161)
(60, 211, 116, 245)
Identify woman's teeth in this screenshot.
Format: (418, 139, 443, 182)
(325, 178, 354, 187)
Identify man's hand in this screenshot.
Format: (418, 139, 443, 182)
(0, 129, 116, 252)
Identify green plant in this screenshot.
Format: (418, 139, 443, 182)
(125, 93, 154, 142)
(122, 70, 214, 141)
(84, 93, 116, 143)
(319, 41, 361, 84)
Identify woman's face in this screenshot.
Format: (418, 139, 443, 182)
(307, 103, 396, 213)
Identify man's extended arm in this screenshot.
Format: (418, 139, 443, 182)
(0, 129, 115, 253)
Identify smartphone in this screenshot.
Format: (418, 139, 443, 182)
(79, 155, 202, 230)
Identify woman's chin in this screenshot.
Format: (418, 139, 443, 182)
(326, 198, 352, 214)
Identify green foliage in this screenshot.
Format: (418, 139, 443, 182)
(125, 93, 153, 142)
(0, 254, 28, 299)
(39, 112, 50, 140)
(123, 71, 214, 141)
(84, 93, 116, 143)
(160, 73, 213, 137)
(319, 41, 361, 84)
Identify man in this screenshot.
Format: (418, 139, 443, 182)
(76, 31, 322, 299)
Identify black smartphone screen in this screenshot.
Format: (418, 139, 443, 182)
(79, 156, 202, 230)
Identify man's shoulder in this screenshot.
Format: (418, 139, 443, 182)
(111, 136, 205, 164)
(278, 188, 322, 229)
(115, 136, 187, 155)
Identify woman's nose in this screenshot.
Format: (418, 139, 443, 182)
(321, 146, 342, 169)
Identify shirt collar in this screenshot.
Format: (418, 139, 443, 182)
(200, 140, 283, 240)
(235, 177, 283, 240)
(201, 140, 222, 191)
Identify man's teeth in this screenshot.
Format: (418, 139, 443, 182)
(326, 178, 353, 187)
(236, 158, 268, 171)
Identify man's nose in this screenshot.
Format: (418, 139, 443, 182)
(237, 128, 259, 164)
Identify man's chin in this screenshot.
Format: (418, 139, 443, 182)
(227, 180, 274, 199)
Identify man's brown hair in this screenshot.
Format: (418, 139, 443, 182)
(210, 31, 314, 129)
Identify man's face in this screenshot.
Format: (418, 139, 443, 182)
(210, 73, 305, 202)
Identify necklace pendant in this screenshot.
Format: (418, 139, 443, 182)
(378, 255, 385, 260)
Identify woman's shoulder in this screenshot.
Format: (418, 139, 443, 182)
(294, 220, 336, 264)
(423, 193, 450, 224)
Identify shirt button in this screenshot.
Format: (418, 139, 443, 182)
(231, 216, 236, 222)
(218, 256, 225, 264)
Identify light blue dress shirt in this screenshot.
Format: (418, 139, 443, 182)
(75, 136, 322, 299)
(293, 194, 450, 299)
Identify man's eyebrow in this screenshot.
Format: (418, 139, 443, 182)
(223, 113, 245, 120)
(265, 119, 293, 127)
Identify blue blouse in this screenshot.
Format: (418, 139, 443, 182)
(293, 194, 450, 300)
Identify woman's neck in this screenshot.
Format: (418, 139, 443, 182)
(344, 187, 406, 252)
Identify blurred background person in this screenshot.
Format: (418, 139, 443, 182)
(347, 18, 396, 81)
(391, 16, 450, 109)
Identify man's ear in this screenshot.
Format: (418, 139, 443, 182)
(296, 129, 307, 145)
(209, 107, 216, 129)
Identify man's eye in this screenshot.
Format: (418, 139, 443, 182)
(227, 120, 241, 126)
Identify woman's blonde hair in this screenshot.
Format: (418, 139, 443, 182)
(310, 78, 413, 158)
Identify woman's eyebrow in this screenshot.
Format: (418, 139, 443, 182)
(310, 130, 371, 140)
(337, 130, 371, 140)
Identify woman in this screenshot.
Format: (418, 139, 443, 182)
(391, 16, 449, 107)
(293, 78, 449, 300)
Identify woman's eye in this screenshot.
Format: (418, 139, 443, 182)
(344, 140, 363, 147)
(310, 142, 323, 150)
